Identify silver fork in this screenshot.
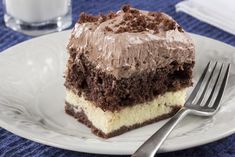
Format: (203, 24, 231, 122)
(132, 61, 231, 157)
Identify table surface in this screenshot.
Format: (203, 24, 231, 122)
(0, 0, 235, 157)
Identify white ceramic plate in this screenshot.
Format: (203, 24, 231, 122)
(0, 31, 235, 155)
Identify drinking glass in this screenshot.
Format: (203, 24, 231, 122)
(3, 0, 72, 36)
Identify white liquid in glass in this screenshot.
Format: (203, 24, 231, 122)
(5, 0, 69, 23)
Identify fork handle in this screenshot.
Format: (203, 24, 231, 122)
(132, 108, 190, 157)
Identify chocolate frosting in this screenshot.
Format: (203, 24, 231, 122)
(67, 8, 195, 79)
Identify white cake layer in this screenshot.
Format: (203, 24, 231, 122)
(66, 89, 187, 134)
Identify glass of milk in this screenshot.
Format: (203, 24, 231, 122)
(3, 0, 72, 36)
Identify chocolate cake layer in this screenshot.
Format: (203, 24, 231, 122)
(65, 53, 193, 111)
(65, 102, 181, 138)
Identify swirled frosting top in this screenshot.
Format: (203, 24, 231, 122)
(67, 5, 195, 79)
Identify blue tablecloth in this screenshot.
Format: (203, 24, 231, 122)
(0, 0, 235, 156)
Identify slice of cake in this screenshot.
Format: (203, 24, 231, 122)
(64, 5, 195, 138)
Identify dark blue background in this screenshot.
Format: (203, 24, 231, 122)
(0, 0, 235, 156)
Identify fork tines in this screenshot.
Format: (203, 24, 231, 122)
(186, 61, 230, 112)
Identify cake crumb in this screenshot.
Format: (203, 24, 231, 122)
(122, 4, 131, 12)
(105, 26, 113, 32)
(107, 11, 117, 19)
(78, 12, 99, 23)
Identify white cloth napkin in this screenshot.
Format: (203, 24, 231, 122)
(175, 0, 235, 35)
